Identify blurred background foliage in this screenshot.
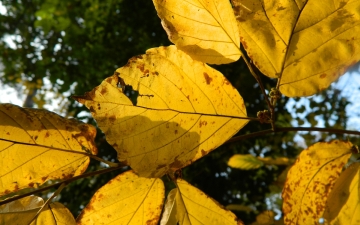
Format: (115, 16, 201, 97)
(0, 0, 359, 223)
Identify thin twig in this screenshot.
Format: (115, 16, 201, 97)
(225, 127, 360, 144)
(239, 50, 275, 129)
(0, 165, 126, 206)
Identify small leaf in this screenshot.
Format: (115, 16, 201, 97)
(77, 170, 165, 225)
(323, 162, 360, 224)
(0, 103, 97, 196)
(75, 45, 248, 178)
(160, 189, 178, 225)
(282, 140, 353, 224)
(228, 154, 263, 170)
(0, 196, 76, 225)
(233, 0, 360, 97)
(153, 0, 240, 64)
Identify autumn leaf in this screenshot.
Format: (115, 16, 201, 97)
(282, 140, 353, 224)
(233, 0, 360, 97)
(323, 162, 360, 224)
(75, 45, 248, 178)
(228, 154, 263, 170)
(0, 103, 97, 197)
(77, 170, 164, 225)
(160, 179, 243, 225)
(160, 189, 178, 225)
(0, 196, 76, 225)
(153, 0, 240, 64)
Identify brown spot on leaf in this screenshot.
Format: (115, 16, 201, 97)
(320, 74, 327, 78)
(109, 115, 116, 123)
(240, 37, 248, 49)
(203, 72, 212, 84)
(100, 87, 107, 95)
(201, 149, 207, 156)
(199, 120, 207, 128)
(137, 64, 145, 72)
(89, 106, 95, 113)
(175, 130, 178, 134)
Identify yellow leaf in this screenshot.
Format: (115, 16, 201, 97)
(233, 0, 360, 97)
(323, 162, 360, 224)
(0, 196, 76, 225)
(282, 140, 353, 224)
(75, 45, 248, 178)
(166, 179, 243, 225)
(153, 0, 240, 64)
(76, 170, 164, 225)
(228, 154, 263, 170)
(0, 103, 97, 197)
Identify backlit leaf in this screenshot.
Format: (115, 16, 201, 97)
(76, 170, 164, 225)
(162, 180, 243, 225)
(233, 0, 360, 97)
(75, 45, 248, 178)
(228, 154, 263, 170)
(0, 196, 76, 225)
(160, 188, 178, 225)
(323, 162, 360, 225)
(153, 0, 240, 64)
(282, 140, 353, 224)
(0, 103, 97, 197)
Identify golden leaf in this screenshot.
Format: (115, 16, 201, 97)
(153, 0, 240, 64)
(323, 162, 360, 224)
(0, 103, 97, 196)
(75, 45, 248, 178)
(228, 154, 264, 170)
(77, 170, 164, 225)
(282, 140, 352, 224)
(233, 0, 360, 97)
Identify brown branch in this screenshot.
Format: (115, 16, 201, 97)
(226, 127, 360, 144)
(0, 165, 126, 206)
(239, 50, 275, 129)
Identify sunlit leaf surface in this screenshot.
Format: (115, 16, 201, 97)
(282, 140, 352, 224)
(0, 103, 97, 196)
(77, 170, 164, 225)
(174, 179, 243, 225)
(0, 196, 76, 225)
(75, 45, 248, 177)
(228, 154, 263, 170)
(153, 0, 240, 64)
(233, 0, 360, 97)
(323, 162, 360, 225)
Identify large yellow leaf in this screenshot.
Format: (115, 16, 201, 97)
(323, 162, 360, 224)
(0, 196, 76, 225)
(233, 0, 360, 97)
(0, 103, 97, 197)
(282, 140, 353, 224)
(153, 0, 240, 64)
(75, 45, 248, 178)
(160, 179, 243, 225)
(76, 170, 164, 225)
